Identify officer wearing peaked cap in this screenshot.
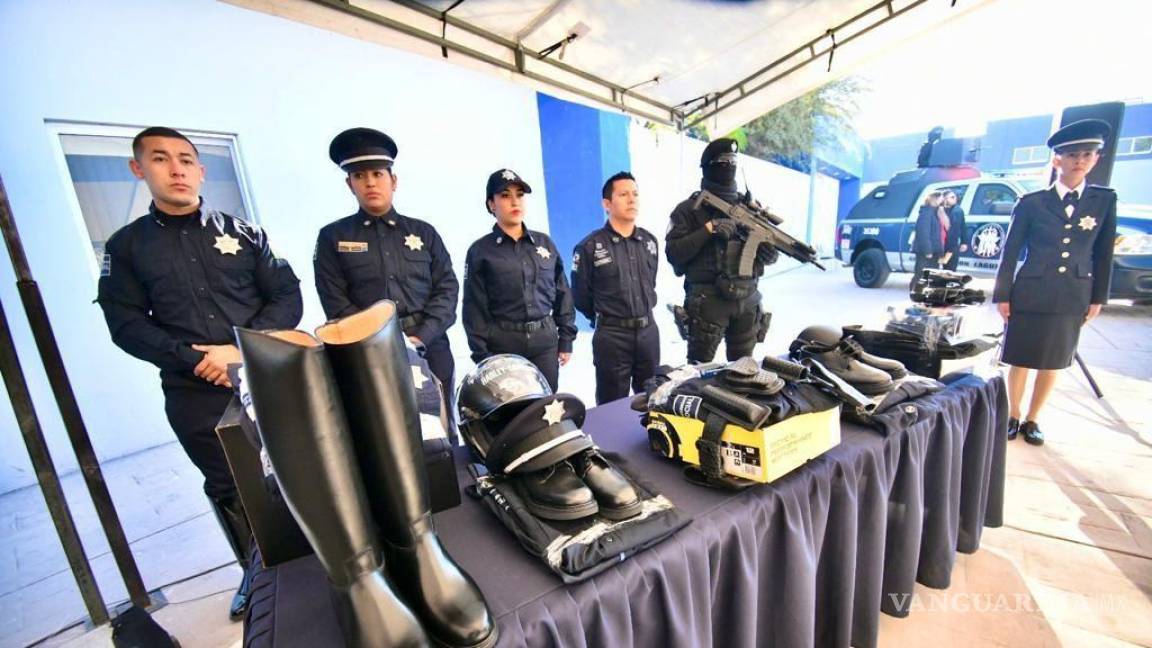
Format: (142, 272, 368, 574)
(314, 127, 460, 424)
(993, 119, 1117, 446)
(462, 169, 576, 392)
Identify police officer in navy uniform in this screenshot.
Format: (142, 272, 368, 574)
(666, 138, 777, 363)
(462, 169, 576, 391)
(97, 127, 302, 619)
(571, 172, 660, 405)
(314, 128, 460, 422)
(994, 119, 1117, 446)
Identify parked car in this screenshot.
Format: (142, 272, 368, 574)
(835, 165, 1152, 301)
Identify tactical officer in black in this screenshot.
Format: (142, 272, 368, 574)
(314, 128, 460, 417)
(462, 169, 576, 392)
(571, 172, 660, 404)
(666, 139, 777, 363)
(97, 127, 302, 619)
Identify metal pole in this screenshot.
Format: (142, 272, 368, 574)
(0, 296, 109, 625)
(0, 173, 151, 608)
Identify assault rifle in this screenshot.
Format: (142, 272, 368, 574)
(693, 190, 826, 274)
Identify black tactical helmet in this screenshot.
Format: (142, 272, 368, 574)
(457, 354, 553, 426)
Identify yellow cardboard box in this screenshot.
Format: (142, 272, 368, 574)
(645, 406, 841, 484)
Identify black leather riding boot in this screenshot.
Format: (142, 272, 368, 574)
(236, 327, 427, 648)
(317, 302, 497, 648)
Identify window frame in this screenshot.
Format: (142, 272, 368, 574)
(44, 120, 258, 281)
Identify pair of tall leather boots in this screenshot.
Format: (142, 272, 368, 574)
(237, 301, 496, 648)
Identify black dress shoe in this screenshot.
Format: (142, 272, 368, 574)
(1007, 417, 1020, 441)
(1021, 420, 1044, 446)
(571, 449, 642, 520)
(517, 461, 599, 521)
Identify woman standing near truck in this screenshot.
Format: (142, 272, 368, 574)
(993, 119, 1117, 446)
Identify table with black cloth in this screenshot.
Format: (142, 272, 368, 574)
(244, 373, 1007, 648)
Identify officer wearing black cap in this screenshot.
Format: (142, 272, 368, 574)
(994, 119, 1117, 446)
(571, 171, 660, 404)
(665, 138, 777, 363)
(462, 169, 576, 391)
(315, 128, 460, 418)
(97, 126, 302, 619)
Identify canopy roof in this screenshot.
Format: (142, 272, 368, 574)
(234, 0, 997, 133)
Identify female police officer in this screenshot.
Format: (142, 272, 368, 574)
(993, 119, 1117, 445)
(462, 169, 576, 391)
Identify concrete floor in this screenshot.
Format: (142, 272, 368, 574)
(4, 262, 1149, 648)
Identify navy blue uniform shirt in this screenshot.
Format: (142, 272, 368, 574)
(313, 208, 458, 342)
(571, 222, 659, 323)
(97, 203, 302, 388)
(462, 224, 576, 358)
(993, 185, 1117, 314)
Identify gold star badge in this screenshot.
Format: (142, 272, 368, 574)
(1078, 215, 1097, 231)
(404, 234, 424, 251)
(542, 399, 565, 426)
(411, 366, 427, 387)
(536, 245, 551, 260)
(214, 234, 242, 255)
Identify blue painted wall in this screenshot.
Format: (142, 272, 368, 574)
(980, 114, 1052, 171)
(536, 94, 631, 329)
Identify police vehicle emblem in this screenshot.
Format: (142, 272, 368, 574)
(542, 399, 565, 425)
(1078, 215, 1097, 231)
(971, 223, 1005, 259)
(535, 245, 551, 260)
(214, 233, 242, 255)
(404, 234, 424, 251)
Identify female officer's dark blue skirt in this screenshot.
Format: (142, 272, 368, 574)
(1002, 311, 1082, 370)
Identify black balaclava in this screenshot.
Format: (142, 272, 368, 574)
(700, 138, 739, 200)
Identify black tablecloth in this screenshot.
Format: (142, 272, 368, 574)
(245, 374, 1006, 648)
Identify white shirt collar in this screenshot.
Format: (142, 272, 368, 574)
(1053, 179, 1086, 199)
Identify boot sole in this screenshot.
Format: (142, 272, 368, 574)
(430, 626, 499, 648)
(525, 498, 599, 521)
(598, 499, 643, 521)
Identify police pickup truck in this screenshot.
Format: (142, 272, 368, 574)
(835, 165, 1152, 301)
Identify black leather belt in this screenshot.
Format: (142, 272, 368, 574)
(495, 317, 550, 332)
(596, 314, 650, 330)
(400, 313, 424, 332)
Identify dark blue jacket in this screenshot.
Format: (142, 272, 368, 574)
(462, 224, 576, 361)
(98, 203, 302, 389)
(314, 208, 458, 343)
(571, 223, 659, 323)
(913, 205, 946, 257)
(993, 185, 1117, 314)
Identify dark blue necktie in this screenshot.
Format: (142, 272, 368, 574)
(1063, 190, 1079, 209)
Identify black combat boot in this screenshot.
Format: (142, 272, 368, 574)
(236, 327, 427, 648)
(317, 302, 498, 648)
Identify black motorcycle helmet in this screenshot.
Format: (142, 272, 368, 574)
(457, 355, 553, 460)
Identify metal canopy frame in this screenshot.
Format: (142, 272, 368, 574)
(305, 0, 949, 131)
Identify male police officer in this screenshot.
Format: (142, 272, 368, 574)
(314, 128, 460, 419)
(97, 127, 302, 619)
(666, 139, 777, 363)
(994, 119, 1117, 446)
(571, 172, 659, 404)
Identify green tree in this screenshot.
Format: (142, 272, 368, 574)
(731, 77, 867, 164)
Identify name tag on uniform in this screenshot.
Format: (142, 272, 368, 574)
(338, 241, 368, 253)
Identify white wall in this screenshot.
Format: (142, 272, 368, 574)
(0, 0, 548, 492)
